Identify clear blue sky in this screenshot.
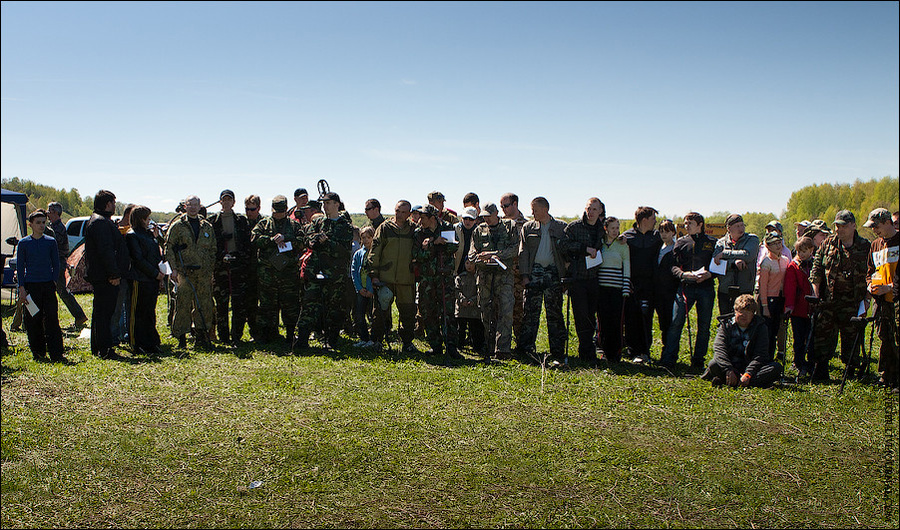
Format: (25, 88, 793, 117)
(2, 1, 897, 219)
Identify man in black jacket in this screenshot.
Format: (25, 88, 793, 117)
(702, 294, 783, 388)
(84, 189, 126, 358)
(208, 189, 252, 344)
(622, 206, 661, 364)
(563, 197, 606, 366)
(660, 212, 717, 369)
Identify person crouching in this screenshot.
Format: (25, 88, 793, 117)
(702, 294, 783, 388)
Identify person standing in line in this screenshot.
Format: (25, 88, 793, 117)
(500, 192, 529, 353)
(517, 197, 569, 366)
(165, 195, 217, 350)
(563, 198, 606, 367)
(413, 205, 460, 359)
(351, 226, 376, 348)
(622, 206, 661, 364)
(250, 195, 304, 345)
(367, 200, 419, 353)
(454, 207, 485, 355)
(809, 210, 870, 382)
(208, 189, 252, 344)
(469, 202, 519, 360)
(864, 208, 898, 389)
(596, 217, 630, 364)
(84, 190, 126, 359)
(714, 214, 760, 316)
(659, 212, 717, 370)
(125, 206, 164, 355)
(653, 219, 680, 357)
(46, 202, 88, 328)
(244, 194, 265, 342)
(783, 236, 816, 380)
(17, 209, 66, 362)
(757, 231, 791, 361)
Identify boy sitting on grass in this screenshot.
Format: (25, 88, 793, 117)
(702, 294, 783, 388)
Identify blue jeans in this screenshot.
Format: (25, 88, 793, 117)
(661, 285, 714, 366)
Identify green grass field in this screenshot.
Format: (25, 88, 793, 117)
(2, 292, 897, 528)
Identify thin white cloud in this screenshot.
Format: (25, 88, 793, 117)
(431, 139, 557, 152)
(401, 79, 417, 85)
(363, 149, 458, 163)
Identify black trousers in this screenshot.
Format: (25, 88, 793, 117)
(91, 280, 119, 356)
(129, 280, 161, 352)
(570, 279, 601, 363)
(23, 281, 64, 360)
(598, 286, 625, 362)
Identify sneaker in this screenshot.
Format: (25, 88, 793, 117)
(353, 340, 368, 348)
(74, 317, 89, 328)
(402, 343, 421, 354)
(632, 354, 651, 365)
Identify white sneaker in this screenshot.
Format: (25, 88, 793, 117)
(364, 341, 376, 348)
(353, 340, 368, 348)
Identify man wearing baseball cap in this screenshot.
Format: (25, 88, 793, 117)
(427, 191, 458, 225)
(453, 207, 485, 355)
(208, 189, 252, 344)
(290, 188, 309, 224)
(809, 209, 871, 382)
(864, 207, 898, 389)
(713, 214, 760, 320)
(469, 202, 520, 360)
(250, 195, 305, 345)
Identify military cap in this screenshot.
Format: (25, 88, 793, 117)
(220, 189, 235, 200)
(461, 207, 478, 220)
(421, 205, 439, 217)
(765, 220, 783, 233)
(427, 191, 445, 201)
(863, 207, 891, 228)
(806, 219, 831, 235)
(411, 204, 424, 213)
(294, 188, 308, 198)
(480, 202, 499, 217)
(833, 210, 856, 226)
(272, 195, 288, 212)
(764, 231, 783, 245)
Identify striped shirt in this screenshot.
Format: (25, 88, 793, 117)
(598, 238, 631, 295)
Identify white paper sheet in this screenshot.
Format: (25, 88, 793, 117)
(491, 256, 508, 270)
(25, 294, 40, 316)
(440, 230, 457, 244)
(858, 300, 866, 317)
(158, 261, 172, 275)
(278, 241, 293, 253)
(585, 252, 603, 269)
(708, 257, 727, 275)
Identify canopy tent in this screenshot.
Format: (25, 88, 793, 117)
(1, 188, 27, 258)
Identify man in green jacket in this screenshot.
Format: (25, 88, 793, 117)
(367, 200, 418, 352)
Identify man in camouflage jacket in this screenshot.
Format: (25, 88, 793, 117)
(413, 205, 460, 359)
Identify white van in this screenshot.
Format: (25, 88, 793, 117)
(65, 215, 122, 251)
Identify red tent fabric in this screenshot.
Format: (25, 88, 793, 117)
(65, 244, 92, 294)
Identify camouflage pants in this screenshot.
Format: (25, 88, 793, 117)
(172, 271, 215, 338)
(213, 265, 248, 342)
(512, 264, 525, 349)
(813, 305, 863, 368)
(256, 266, 301, 340)
(520, 266, 566, 359)
(372, 283, 416, 346)
(297, 278, 346, 344)
(477, 271, 514, 355)
(419, 276, 457, 353)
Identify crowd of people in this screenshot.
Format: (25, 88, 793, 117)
(4, 186, 898, 391)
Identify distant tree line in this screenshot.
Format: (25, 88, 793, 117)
(2, 177, 178, 223)
(4, 175, 897, 240)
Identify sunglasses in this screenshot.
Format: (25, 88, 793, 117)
(365, 206, 377, 211)
(500, 203, 512, 208)
(246, 207, 258, 211)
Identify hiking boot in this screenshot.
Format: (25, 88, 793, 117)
(74, 317, 89, 328)
(178, 335, 187, 349)
(446, 347, 463, 361)
(402, 343, 421, 354)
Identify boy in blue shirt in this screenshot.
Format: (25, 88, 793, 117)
(16, 209, 66, 362)
(351, 226, 376, 347)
